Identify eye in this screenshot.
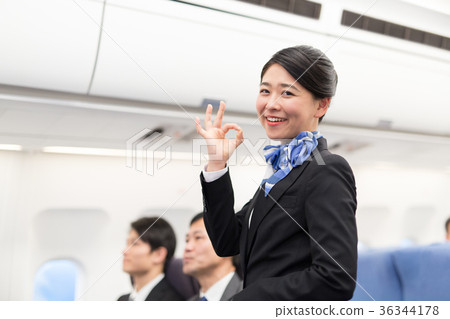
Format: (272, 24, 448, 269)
(259, 89, 269, 94)
(282, 90, 293, 96)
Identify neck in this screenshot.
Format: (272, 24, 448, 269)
(271, 138, 291, 144)
(132, 267, 163, 292)
(272, 130, 320, 145)
(197, 263, 235, 293)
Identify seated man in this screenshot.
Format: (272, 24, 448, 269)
(183, 213, 242, 301)
(118, 217, 184, 301)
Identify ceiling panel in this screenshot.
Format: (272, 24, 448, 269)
(0, 0, 103, 93)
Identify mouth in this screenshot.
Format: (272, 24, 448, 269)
(265, 116, 287, 126)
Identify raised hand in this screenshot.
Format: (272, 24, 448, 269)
(195, 101, 244, 171)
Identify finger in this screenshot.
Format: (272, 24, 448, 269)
(229, 128, 244, 150)
(195, 116, 207, 137)
(213, 101, 225, 128)
(235, 128, 244, 147)
(205, 104, 213, 130)
(222, 123, 241, 134)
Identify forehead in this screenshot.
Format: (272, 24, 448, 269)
(188, 219, 206, 232)
(127, 229, 140, 239)
(261, 64, 297, 84)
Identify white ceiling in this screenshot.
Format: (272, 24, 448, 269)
(0, 0, 449, 170)
(399, 0, 450, 16)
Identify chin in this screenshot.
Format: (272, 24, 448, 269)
(266, 133, 280, 140)
(264, 128, 285, 140)
(183, 267, 194, 276)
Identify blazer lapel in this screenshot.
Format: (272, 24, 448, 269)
(240, 188, 260, 284)
(245, 138, 328, 259)
(220, 273, 243, 301)
(146, 278, 166, 301)
(246, 161, 310, 258)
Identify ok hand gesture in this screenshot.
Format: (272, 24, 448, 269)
(195, 101, 244, 172)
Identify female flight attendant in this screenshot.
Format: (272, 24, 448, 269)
(195, 45, 357, 300)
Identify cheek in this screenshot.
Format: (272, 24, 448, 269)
(282, 101, 300, 117)
(134, 247, 151, 260)
(197, 245, 214, 262)
(255, 96, 265, 115)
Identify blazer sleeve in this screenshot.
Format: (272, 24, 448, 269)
(232, 154, 358, 300)
(200, 170, 251, 257)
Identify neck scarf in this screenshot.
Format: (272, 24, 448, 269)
(261, 131, 322, 197)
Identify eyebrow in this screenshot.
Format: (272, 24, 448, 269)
(260, 82, 300, 92)
(186, 230, 204, 237)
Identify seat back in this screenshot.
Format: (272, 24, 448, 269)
(351, 249, 402, 301)
(166, 258, 200, 300)
(392, 243, 450, 301)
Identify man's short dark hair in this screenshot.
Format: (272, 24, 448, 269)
(190, 212, 204, 226)
(190, 212, 242, 278)
(446, 217, 450, 233)
(131, 217, 176, 273)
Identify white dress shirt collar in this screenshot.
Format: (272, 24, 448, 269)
(199, 272, 235, 301)
(129, 273, 164, 301)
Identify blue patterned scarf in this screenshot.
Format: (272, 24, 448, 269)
(261, 131, 322, 197)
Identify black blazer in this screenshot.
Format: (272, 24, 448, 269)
(117, 277, 184, 301)
(201, 138, 357, 301)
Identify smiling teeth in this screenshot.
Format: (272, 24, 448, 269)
(267, 117, 286, 122)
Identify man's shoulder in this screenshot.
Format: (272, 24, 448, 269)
(221, 273, 243, 301)
(148, 277, 185, 301)
(117, 293, 130, 301)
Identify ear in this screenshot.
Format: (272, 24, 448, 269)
(151, 246, 168, 266)
(314, 97, 331, 119)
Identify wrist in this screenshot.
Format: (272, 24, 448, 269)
(206, 161, 227, 172)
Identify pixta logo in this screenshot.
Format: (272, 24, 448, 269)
(126, 128, 172, 175)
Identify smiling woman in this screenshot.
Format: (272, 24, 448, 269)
(195, 45, 358, 301)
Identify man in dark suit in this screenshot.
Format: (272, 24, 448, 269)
(183, 213, 242, 301)
(118, 217, 184, 301)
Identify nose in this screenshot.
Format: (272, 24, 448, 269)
(184, 239, 193, 252)
(266, 94, 281, 111)
(122, 246, 130, 255)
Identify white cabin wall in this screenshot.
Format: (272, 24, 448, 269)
(353, 164, 450, 248)
(0, 151, 26, 300)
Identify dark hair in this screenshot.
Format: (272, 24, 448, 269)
(190, 212, 204, 226)
(131, 217, 176, 273)
(446, 217, 450, 233)
(261, 45, 338, 123)
(190, 213, 242, 277)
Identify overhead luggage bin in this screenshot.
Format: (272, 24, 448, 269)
(0, 0, 103, 94)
